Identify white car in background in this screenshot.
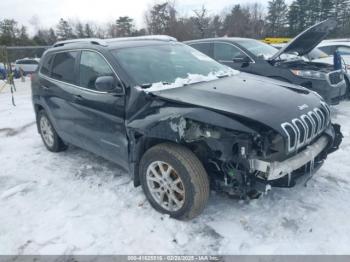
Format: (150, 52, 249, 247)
(312, 42, 350, 96)
(317, 40, 350, 57)
(14, 58, 40, 75)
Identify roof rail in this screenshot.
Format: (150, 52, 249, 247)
(52, 35, 177, 48)
(105, 35, 177, 43)
(53, 38, 107, 47)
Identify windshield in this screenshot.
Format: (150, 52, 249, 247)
(112, 43, 236, 89)
(236, 39, 279, 59)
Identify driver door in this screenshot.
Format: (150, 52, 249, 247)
(71, 50, 129, 170)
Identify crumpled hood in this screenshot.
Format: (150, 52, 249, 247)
(149, 73, 323, 134)
(270, 19, 337, 60)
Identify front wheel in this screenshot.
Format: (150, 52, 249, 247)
(139, 143, 209, 220)
(345, 77, 350, 99)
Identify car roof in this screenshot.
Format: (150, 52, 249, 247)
(185, 37, 255, 44)
(15, 58, 39, 62)
(50, 35, 178, 51)
(319, 41, 350, 47)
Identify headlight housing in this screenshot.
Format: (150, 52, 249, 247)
(291, 69, 328, 80)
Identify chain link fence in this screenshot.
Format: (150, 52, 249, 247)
(0, 46, 49, 105)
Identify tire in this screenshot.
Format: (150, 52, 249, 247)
(38, 110, 67, 152)
(345, 77, 350, 99)
(139, 143, 210, 220)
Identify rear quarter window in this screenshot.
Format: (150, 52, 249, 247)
(40, 54, 54, 76)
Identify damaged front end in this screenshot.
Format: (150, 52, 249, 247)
(127, 99, 343, 199)
(182, 119, 343, 198)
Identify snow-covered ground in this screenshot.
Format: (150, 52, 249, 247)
(1, 79, 350, 255)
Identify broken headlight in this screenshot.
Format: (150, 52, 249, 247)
(291, 69, 328, 80)
(183, 121, 222, 142)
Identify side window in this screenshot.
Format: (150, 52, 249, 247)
(214, 43, 246, 61)
(338, 46, 350, 56)
(319, 46, 336, 55)
(190, 43, 212, 57)
(79, 51, 114, 90)
(27, 60, 39, 65)
(40, 55, 54, 76)
(51, 51, 78, 84)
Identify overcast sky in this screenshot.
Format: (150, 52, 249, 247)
(0, 0, 287, 34)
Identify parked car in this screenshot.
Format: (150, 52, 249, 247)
(32, 36, 342, 219)
(186, 19, 347, 105)
(15, 58, 40, 75)
(273, 44, 350, 98)
(318, 40, 350, 56)
(0, 63, 6, 80)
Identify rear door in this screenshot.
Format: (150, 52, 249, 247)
(39, 51, 79, 144)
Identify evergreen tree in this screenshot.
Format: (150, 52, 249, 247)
(288, 1, 300, 36)
(307, 0, 321, 26)
(56, 18, 75, 40)
(17, 25, 31, 45)
(48, 28, 57, 44)
(84, 23, 94, 38)
(33, 30, 48, 45)
(145, 2, 172, 34)
(116, 16, 134, 37)
(222, 5, 251, 37)
(333, 0, 350, 34)
(266, 0, 289, 36)
(320, 0, 333, 20)
(75, 22, 85, 38)
(0, 19, 19, 45)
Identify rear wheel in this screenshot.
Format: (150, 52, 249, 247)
(140, 143, 209, 220)
(38, 110, 67, 152)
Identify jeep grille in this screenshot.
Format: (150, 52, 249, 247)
(328, 71, 343, 85)
(281, 102, 331, 153)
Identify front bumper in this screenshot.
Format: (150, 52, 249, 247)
(250, 135, 329, 181)
(249, 124, 343, 185)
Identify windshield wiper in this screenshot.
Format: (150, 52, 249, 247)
(140, 82, 170, 89)
(140, 83, 152, 89)
(217, 74, 229, 78)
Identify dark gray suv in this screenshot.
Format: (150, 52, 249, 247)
(186, 19, 347, 105)
(32, 36, 342, 219)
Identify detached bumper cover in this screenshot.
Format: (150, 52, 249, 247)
(250, 135, 329, 181)
(249, 124, 343, 181)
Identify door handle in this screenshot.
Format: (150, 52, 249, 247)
(42, 85, 50, 90)
(73, 94, 84, 101)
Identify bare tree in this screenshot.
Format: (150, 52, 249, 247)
(192, 5, 210, 38)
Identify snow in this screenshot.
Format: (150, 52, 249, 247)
(139, 69, 239, 93)
(1, 79, 350, 255)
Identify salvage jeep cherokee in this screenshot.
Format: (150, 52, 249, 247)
(31, 36, 343, 220)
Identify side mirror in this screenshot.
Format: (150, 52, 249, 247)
(95, 76, 123, 93)
(233, 56, 252, 64)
